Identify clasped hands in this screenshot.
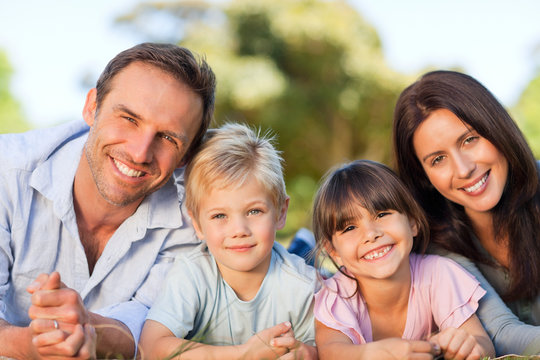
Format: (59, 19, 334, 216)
(26, 271, 96, 359)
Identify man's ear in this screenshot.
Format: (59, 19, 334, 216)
(188, 210, 204, 240)
(82, 88, 98, 127)
(276, 197, 290, 230)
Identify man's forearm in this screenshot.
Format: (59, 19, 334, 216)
(90, 312, 136, 358)
(0, 319, 37, 359)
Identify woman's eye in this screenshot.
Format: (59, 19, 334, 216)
(431, 155, 445, 166)
(463, 135, 479, 145)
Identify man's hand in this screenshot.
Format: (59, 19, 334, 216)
(26, 272, 96, 358)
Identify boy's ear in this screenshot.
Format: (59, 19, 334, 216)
(276, 197, 290, 230)
(188, 210, 204, 240)
(82, 88, 97, 127)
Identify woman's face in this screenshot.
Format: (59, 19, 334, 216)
(412, 109, 508, 218)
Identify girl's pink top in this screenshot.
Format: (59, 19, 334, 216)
(314, 254, 486, 344)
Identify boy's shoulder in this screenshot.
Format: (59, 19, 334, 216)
(272, 242, 318, 288)
(169, 243, 217, 279)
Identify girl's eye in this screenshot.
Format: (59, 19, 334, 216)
(212, 213, 226, 220)
(342, 225, 356, 234)
(248, 209, 262, 216)
(376, 211, 392, 219)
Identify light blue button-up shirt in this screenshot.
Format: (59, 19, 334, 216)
(0, 120, 200, 343)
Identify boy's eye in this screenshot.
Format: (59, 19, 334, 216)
(211, 213, 226, 220)
(248, 209, 262, 216)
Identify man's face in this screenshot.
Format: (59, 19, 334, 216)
(83, 62, 203, 207)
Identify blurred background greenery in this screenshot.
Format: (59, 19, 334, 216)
(1, 0, 540, 240)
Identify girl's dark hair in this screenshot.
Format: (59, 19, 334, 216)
(393, 70, 540, 300)
(312, 160, 429, 295)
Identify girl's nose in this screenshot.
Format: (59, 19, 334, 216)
(363, 221, 383, 243)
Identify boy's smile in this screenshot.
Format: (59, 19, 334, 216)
(192, 177, 288, 293)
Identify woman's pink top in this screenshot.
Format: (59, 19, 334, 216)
(314, 254, 486, 344)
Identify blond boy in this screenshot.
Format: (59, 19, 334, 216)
(140, 123, 318, 359)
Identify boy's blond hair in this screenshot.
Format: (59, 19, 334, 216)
(185, 122, 287, 220)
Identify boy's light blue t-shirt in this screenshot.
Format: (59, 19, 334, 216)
(146, 242, 318, 346)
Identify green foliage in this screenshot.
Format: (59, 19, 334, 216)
(513, 70, 540, 158)
(117, 0, 413, 232)
(0, 49, 29, 134)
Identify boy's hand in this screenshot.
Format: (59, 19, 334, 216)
(270, 327, 317, 360)
(241, 322, 292, 360)
(429, 327, 485, 360)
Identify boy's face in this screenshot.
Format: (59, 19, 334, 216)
(191, 177, 288, 282)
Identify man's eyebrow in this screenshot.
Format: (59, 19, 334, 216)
(114, 104, 189, 143)
(113, 104, 141, 120)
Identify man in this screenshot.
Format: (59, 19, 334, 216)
(0, 42, 216, 358)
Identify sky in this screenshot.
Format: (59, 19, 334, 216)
(1, 0, 540, 129)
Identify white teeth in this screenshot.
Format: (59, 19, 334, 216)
(113, 159, 143, 177)
(463, 173, 488, 193)
(364, 245, 392, 260)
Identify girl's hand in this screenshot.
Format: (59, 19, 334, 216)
(367, 338, 440, 359)
(430, 327, 485, 360)
(270, 327, 317, 360)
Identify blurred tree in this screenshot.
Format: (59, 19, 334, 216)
(117, 0, 411, 232)
(0, 49, 28, 133)
(513, 70, 540, 157)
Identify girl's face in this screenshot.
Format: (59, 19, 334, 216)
(329, 206, 416, 282)
(412, 109, 508, 219)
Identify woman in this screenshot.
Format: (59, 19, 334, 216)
(393, 70, 540, 355)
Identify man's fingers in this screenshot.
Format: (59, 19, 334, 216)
(27, 273, 50, 294)
(77, 324, 97, 360)
(30, 318, 76, 334)
(34, 324, 86, 357)
(32, 329, 69, 348)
